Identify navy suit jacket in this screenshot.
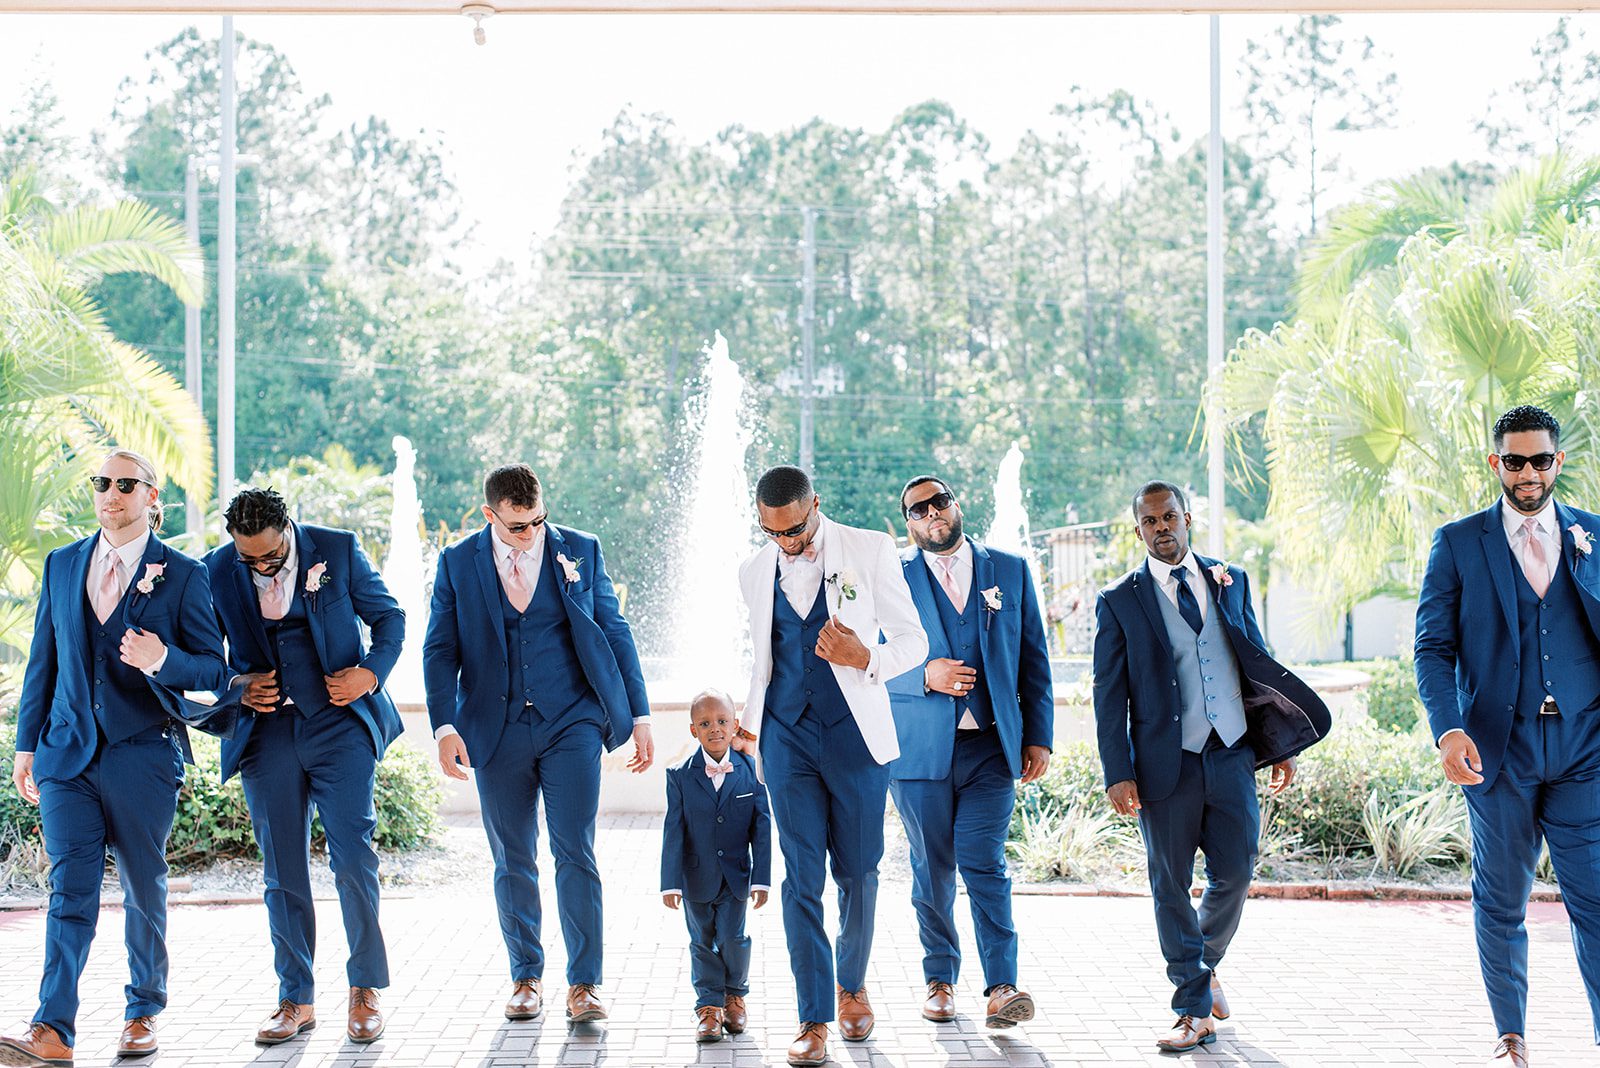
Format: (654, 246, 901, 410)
(886, 540, 1054, 780)
(422, 523, 650, 764)
(660, 749, 772, 903)
(204, 523, 406, 783)
(16, 532, 230, 781)
(1415, 500, 1600, 791)
(1092, 554, 1331, 802)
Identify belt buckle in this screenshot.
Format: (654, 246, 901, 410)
(1539, 697, 1561, 716)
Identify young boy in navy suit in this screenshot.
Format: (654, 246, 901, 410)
(662, 689, 772, 1043)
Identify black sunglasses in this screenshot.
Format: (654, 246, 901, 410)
(490, 507, 548, 535)
(89, 476, 149, 495)
(760, 503, 815, 540)
(1499, 452, 1557, 472)
(905, 491, 956, 521)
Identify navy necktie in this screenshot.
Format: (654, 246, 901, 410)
(1174, 572, 1205, 635)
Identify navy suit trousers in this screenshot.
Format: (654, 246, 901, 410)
(34, 726, 183, 1046)
(683, 884, 752, 1008)
(890, 727, 1018, 990)
(474, 704, 606, 985)
(237, 707, 388, 1001)
(760, 705, 890, 1023)
(1137, 736, 1258, 1017)
(1465, 705, 1600, 1042)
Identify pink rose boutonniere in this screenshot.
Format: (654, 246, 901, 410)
(305, 561, 330, 594)
(1207, 562, 1234, 587)
(556, 553, 583, 586)
(135, 562, 166, 595)
(1570, 523, 1594, 557)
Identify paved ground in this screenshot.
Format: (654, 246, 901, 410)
(0, 813, 1592, 1067)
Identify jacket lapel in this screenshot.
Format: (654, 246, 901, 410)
(747, 544, 779, 656)
(972, 539, 997, 644)
(1479, 506, 1519, 637)
(231, 550, 272, 659)
(900, 548, 951, 660)
(473, 527, 510, 661)
(122, 533, 167, 629)
(1132, 560, 1175, 665)
(296, 524, 331, 669)
(64, 534, 97, 680)
(689, 748, 718, 808)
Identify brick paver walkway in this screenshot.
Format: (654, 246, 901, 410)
(0, 813, 1591, 1067)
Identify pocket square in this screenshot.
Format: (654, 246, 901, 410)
(735, 792, 753, 799)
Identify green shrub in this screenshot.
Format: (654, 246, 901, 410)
(2, 720, 442, 872)
(1363, 657, 1423, 734)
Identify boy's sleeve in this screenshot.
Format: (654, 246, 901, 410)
(661, 766, 686, 895)
(751, 780, 773, 890)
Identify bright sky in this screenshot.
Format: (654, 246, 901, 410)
(1, 11, 1592, 269)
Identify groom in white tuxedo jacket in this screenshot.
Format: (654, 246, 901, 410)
(736, 466, 927, 1067)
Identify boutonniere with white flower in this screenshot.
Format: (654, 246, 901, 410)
(304, 561, 330, 595)
(135, 562, 166, 596)
(1207, 562, 1234, 587)
(826, 569, 859, 611)
(980, 586, 1003, 630)
(556, 553, 583, 586)
(1570, 523, 1594, 557)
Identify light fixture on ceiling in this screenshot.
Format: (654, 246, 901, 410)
(461, 3, 495, 45)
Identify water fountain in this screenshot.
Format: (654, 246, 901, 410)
(381, 435, 428, 705)
(985, 440, 1049, 611)
(657, 331, 760, 700)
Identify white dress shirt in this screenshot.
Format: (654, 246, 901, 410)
(1502, 496, 1560, 587)
(777, 521, 826, 618)
(1146, 551, 1209, 623)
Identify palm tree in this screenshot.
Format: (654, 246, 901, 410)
(1209, 152, 1600, 615)
(0, 168, 208, 671)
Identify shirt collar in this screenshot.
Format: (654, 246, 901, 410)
(1146, 550, 1200, 586)
(921, 536, 972, 572)
(97, 526, 151, 571)
(1501, 496, 1558, 540)
(701, 747, 734, 770)
(490, 522, 546, 566)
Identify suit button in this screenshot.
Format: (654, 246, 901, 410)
(1171, 680, 1178, 687)
(1541, 629, 1548, 635)
(1207, 695, 1216, 701)
(805, 689, 813, 696)
(1172, 715, 1179, 722)
(716, 849, 725, 857)
(1199, 639, 1207, 646)
(1546, 680, 1553, 688)
(1506, 705, 1514, 712)
(1204, 675, 1213, 681)
(96, 655, 104, 663)
(716, 816, 725, 824)
(523, 664, 529, 669)
(93, 703, 101, 710)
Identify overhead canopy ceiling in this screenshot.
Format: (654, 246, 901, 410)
(4, 0, 1597, 12)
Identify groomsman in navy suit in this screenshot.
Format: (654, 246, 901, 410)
(2, 450, 229, 1065)
(660, 689, 772, 1043)
(423, 463, 653, 1024)
(1093, 480, 1328, 1053)
(1415, 405, 1600, 1068)
(886, 476, 1053, 1029)
(203, 488, 404, 1046)
(735, 465, 927, 1067)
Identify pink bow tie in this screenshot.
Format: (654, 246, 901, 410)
(784, 544, 817, 563)
(706, 761, 734, 778)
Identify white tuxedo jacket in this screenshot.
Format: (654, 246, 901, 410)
(739, 514, 928, 765)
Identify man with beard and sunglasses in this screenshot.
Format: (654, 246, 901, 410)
(883, 476, 1053, 1030)
(423, 463, 652, 1026)
(1416, 405, 1600, 1067)
(733, 465, 926, 1066)
(203, 487, 405, 1046)
(2, 450, 229, 1066)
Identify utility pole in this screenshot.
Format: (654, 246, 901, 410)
(184, 158, 202, 536)
(217, 15, 238, 527)
(1206, 15, 1227, 558)
(799, 206, 816, 471)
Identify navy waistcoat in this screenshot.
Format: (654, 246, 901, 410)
(84, 589, 169, 744)
(503, 555, 593, 719)
(926, 562, 993, 730)
(265, 590, 333, 713)
(1511, 544, 1600, 718)
(765, 568, 852, 727)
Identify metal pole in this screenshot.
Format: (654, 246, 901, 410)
(799, 206, 816, 471)
(184, 157, 203, 536)
(1206, 15, 1226, 558)
(217, 16, 237, 521)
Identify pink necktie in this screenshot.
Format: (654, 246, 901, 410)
(93, 551, 125, 624)
(504, 549, 533, 612)
(1521, 517, 1550, 598)
(936, 555, 966, 612)
(705, 761, 733, 778)
(260, 572, 291, 621)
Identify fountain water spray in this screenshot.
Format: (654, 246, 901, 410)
(381, 435, 428, 705)
(986, 440, 1048, 610)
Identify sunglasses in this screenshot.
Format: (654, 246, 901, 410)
(761, 503, 815, 540)
(89, 476, 149, 495)
(1499, 453, 1557, 472)
(905, 491, 955, 520)
(490, 507, 548, 535)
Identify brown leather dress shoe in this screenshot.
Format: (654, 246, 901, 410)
(566, 983, 608, 1023)
(985, 984, 1035, 1029)
(1491, 1033, 1529, 1067)
(836, 985, 874, 1041)
(118, 1017, 158, 1057)
(923, 980, 957, 1022)
(505, 978, 543, 1020)
(0, 1023, 72, 1066)
(256, 1000, 317, 1045)
(347, 987, 384, 1043)
(1209, 974, 1230, 1021)
(722, 994, 748, 1034)
(695, 1005, 725, 1043)
(786, 1022, 828, 1066)
(1155, 1014, 1216, 1052)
